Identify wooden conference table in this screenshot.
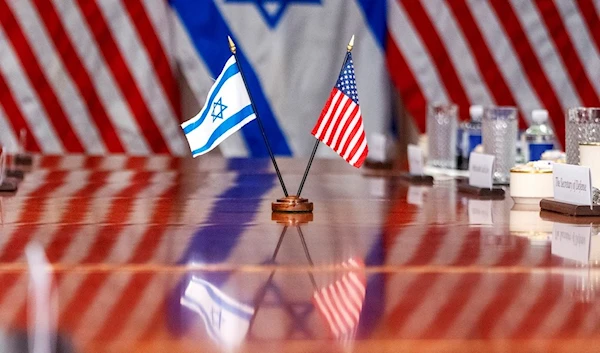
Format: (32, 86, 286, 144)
(0, 155, 599, 353)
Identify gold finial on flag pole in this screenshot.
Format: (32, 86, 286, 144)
(228, 36, 236, 54)
(347, 35, 355, 52)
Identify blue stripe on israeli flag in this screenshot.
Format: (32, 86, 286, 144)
(181, 55, 256, 157)
(190, 105, 255, 156)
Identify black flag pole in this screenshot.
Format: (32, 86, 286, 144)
(296, 35, 355, 198)
(228, 36, 289, 197)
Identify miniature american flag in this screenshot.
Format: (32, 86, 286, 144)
(312, 258, 366, 342)
(311, 53, 368, 168)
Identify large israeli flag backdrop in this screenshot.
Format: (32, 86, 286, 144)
(170, 0, 389, 158)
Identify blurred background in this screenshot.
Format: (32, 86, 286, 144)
(1, 0, 599, 158)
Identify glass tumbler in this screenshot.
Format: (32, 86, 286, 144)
(426, 103, 458, 169)
(482, 106, 518, 184)
(566, 107, 600, 165)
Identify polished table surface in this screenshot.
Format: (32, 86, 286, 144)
(1, 155, 599, 352)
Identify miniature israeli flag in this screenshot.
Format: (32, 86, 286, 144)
(181, 276, 254, 348)
(181, 55, 256, 157)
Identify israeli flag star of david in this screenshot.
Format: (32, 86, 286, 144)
(181, 55, 256, 157)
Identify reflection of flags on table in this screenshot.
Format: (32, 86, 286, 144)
(181, 276, 254, 348)
(311, 53, 368, 168)
(180, 56, 256, 157)
(313, 258, 366, 342)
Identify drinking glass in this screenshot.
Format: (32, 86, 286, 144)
(566, 107, 600, 165)
(482, 106, 517, 184)
(426, 103, 457, 169)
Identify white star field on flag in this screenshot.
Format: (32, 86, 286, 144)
(336, 59, 359, 104)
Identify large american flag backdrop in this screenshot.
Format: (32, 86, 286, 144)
(0, 0, 186, 155)
(1, 0, 598, 154)
(387, 0, 600, 146)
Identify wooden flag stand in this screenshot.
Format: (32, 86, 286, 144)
(272, 36, 356, 213)
(272, 196, 314, 213)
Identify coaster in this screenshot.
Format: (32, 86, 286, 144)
(458, 183, 505, 198)
(398, 172, 434, 185)
(539, 198, 600, 217)
(0, 180, 18, 193)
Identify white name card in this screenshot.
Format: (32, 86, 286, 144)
(369, 133, 388, 162)
(551, 222, 591, 263)
(407, 185, 427, 206)
(552, 163, 592, 206)
(407, 144, 424, 176)
(468, 199, 493, 225)
(469, 152, 494, 189)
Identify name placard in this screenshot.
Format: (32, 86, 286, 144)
(552, 163, 592, 206)
(468, 199, 493, 225)
(551, 222, 591, 263)
(407, 144, 424, 176)
(469, 152, 495, 189)
(369, 133, 388, 162)
(407, 185, 426, 206)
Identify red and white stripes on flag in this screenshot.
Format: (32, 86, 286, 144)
(387, 0, 600, 146)
(311, 53, 368, 168)
(0, 0, 186, 155)
(312, 258, 366, 341)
